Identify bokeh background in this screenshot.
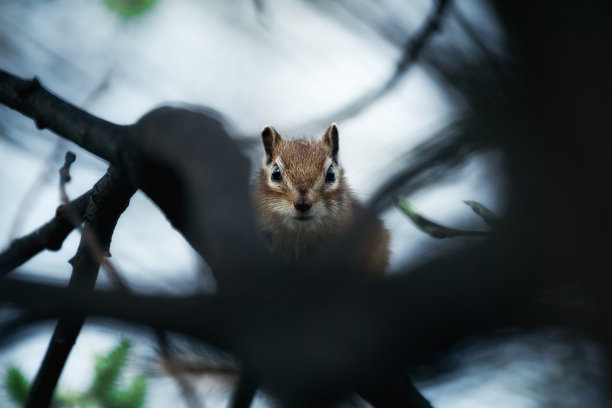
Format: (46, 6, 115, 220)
(0, 0, 606, 407)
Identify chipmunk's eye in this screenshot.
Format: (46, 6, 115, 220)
(271, 164, 282, 181)
(325, 166, 336, 183)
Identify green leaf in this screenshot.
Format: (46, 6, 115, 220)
(5, 341, 147, 408)
(6, 366, 30, 405)
(109, 375, 147, 408)
(463, 200, 499, 227)
(396, 196, 489, 239)
(88, 340, 131, 401)
(104, 0, 157, 17)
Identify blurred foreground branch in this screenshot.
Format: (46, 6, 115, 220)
(0, 236, 528, 405)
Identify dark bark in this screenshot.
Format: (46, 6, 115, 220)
(0, 238, 543, 405)
(0, 70, 125, 164)
(230, 371, 259, 408)
(0, 192, 88, 276)
(24, 166, 135, 408)
(357, 371, 433, 408)
(124, 107, 277, 293)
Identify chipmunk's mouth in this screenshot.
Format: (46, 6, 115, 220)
(293, 214, 313, 221)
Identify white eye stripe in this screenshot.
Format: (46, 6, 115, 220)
(267, 180, 283, 190)
(325, 180, 339, 190)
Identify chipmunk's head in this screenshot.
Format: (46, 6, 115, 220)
(256, 124, 348, 230)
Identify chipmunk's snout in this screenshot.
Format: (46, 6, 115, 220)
(293, 187, 313, 213)
(294, 199, 312, 213)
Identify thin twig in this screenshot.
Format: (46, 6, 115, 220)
(6, 139, 66, 243)
(366, 118, 486, 213)
(463, 200, 499, 227)
(396, 196, 489, 238)
(0, 193, 89, 277)
(156, 330, 204, 408)
(58, 151, 76, 204)
(296, 0, 451, 130)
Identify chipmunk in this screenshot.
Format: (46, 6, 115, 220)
(252, 124, 390, 278)
(160, 125, 398, 404)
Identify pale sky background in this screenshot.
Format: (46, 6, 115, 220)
(0, 0, 605, 407)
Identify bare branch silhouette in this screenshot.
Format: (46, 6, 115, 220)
(6, 140, 66, 242)
(5, 70, 113, 244)
(297, 0, 451, 131)
(0, 70, 125, 163)
(0, 192, 88, 276)
(58, 151, 76, 204)
(23, 165, 135, 408)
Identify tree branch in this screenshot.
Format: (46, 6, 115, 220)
(230, 371, 258, 408)
(24, 166, 135, 408)
(123, 107, 277, 292)
(0, 236, 545, 406)
(0, 69, 277, 292)
(0, 69, 125, 164)
(396, 196, 489, 238)
(0, 192, 88, 277)
(298, 0, 451, 130)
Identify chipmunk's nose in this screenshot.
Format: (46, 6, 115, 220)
(294, 190, 313, 213)
(294, 198, 312, 213)
(294, 186, 313, 212)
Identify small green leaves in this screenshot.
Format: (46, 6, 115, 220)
(463, 200, 499, 227)
(110, 375, 147, 408)
(104, 0, 158, 17)
(396, 196, 490, 239)
(88, 339, 146, 408)
(5, 340, 146, 408)
(89, 340, 131, 401)
(6, 366, 30, 405)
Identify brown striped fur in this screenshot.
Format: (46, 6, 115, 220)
(252, 124, 390, 278)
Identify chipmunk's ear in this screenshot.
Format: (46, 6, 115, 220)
(261, 125, 282, 164)
(321, 123, 339, 160)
